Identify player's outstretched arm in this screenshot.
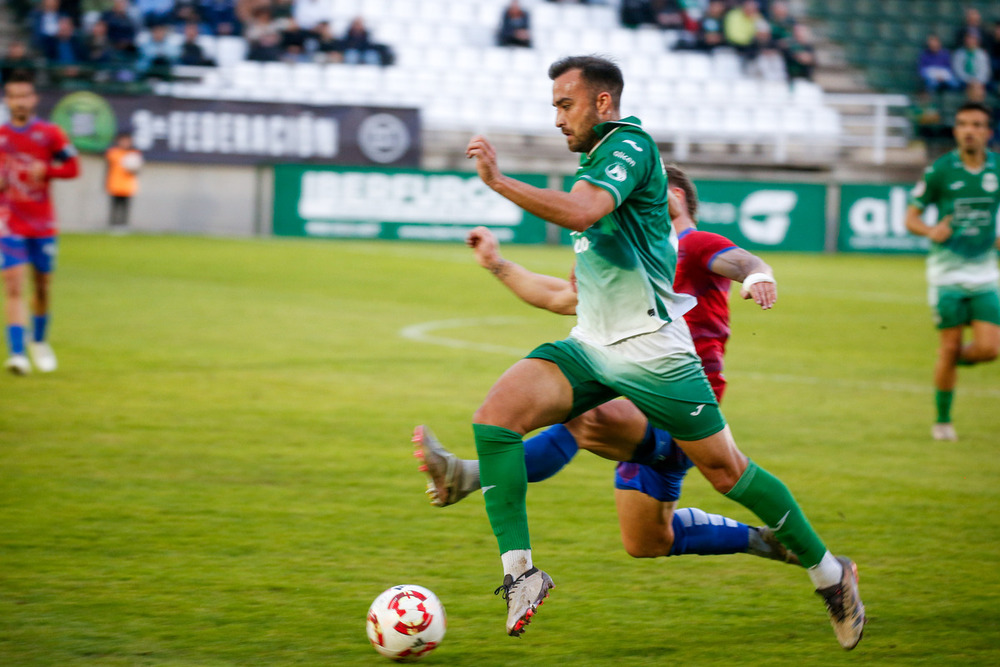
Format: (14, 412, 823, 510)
(466, 135, 614, 231)
(466, 226, 578, 315)
(709, 248, 777, 310)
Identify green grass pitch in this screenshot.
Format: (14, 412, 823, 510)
(1, 234, 998, 666)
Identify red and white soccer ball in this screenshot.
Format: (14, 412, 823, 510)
(366, 584, 446, 662)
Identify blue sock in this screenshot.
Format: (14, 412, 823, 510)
(32, 315, 48, 343)
(630, 424, 693, 472)
(669, 507, 751, 556)
(7, 325, 26, 355)
(523, 424, 578, 483)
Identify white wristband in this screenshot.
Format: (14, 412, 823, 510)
(742, 272, 775, 288)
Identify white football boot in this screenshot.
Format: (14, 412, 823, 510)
(931, 423, 957, 441)
(4, 354, 31, 376)
(494, 567, 555, 637)
(28, 342, 58, 373)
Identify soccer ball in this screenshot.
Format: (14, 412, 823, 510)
(366, 584, 446, 662)
(121, 152, 143, 173)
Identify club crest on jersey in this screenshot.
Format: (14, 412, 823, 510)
(983, 172, 998, 192)
(606, 162, 628, 182)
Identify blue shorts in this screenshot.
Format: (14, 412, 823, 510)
(0, 235, 58, 273)
(614, 431, 694, 502)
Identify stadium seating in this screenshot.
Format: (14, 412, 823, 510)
(166, 0, 844, 155)
(812, 0, 1000, 96)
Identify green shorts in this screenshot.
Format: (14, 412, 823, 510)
(526, 335, 726, 442)
(931, 285, 1000, 329)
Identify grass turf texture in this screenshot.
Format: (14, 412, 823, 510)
(1, 234, 998, 666)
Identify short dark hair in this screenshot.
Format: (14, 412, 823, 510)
(665, 163, 698, 220)
(4, 69, 35, 87)
(548, 55, 624, 109)
(956, 101, 993, 126)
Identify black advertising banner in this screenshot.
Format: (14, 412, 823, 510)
(35, 91, 420, 166)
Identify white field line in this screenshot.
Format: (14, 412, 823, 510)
(401, 317, 1000, 398)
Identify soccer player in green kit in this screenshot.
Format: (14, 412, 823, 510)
(906, 101, 1000, 442)
(446, 56, 864, 648)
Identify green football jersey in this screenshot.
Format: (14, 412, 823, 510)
(569, 116, 696, 346)
(909, 150, 1000, 288)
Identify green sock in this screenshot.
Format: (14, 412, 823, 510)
(725, 460, 827, 568)
(935, 389, 954, 423)
(473, 423, 531, 553)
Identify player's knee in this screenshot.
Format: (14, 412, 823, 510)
(974, 347, 998, 362)
(565, 411, 602, 450)
(622, 538, 669, 559)
(704, 468, 740, 495)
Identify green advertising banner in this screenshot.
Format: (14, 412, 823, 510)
(273, 165, 548, 243)
(559, 177, 826, 251)
(838, 183, 932, 253)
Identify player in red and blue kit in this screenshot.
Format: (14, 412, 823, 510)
(416, 165, 791, 566)
(1, 71, 80, 375)
(675, 218, 741, 401)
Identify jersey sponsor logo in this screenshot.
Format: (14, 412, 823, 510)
(623, 139, 644, 152)
(605, 162, 628, 182)
(983, 172, 999, 193)
(949, 181, 965, 190)
(572, 234, 591, 254)
(612, 150, 636, 167)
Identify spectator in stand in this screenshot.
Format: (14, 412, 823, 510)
(748, 17, 785, 81)
(244, 6, 284, 61)
(135, 0, 174, 26)
(102, 0, 140, 54)
(651, 0, 686, 31)
(280, 17, 313, 63)
(137, 22, 180, 76)
(724, 0, 763, 59)
(341, 16, 386, 65)
(767, 0, 794, 52)
(293, 0, 332, 31)
(784, 23, 815, 81)
(498, 0, 532, 48)
(313, 20, 343, 63)
(179, 21, 215, 65)
(199, 0, 240, 36)
(30, 0, 65, 51)
(953, 7, 991, 52)
(171, 1, 208, 34)
(918, 34, 961, 94)
(694, 0, 727, 52)
(952, 32, 992, 92)
(620, 0, 653, 29)
(81, 18, 115, 65)
(41, 15, 86, 80)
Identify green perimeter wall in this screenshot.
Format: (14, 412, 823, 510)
(274, 165, 935, 254)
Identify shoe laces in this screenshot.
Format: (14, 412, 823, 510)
(821, 585, 847, 621)
(494, 578, 515, 601)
